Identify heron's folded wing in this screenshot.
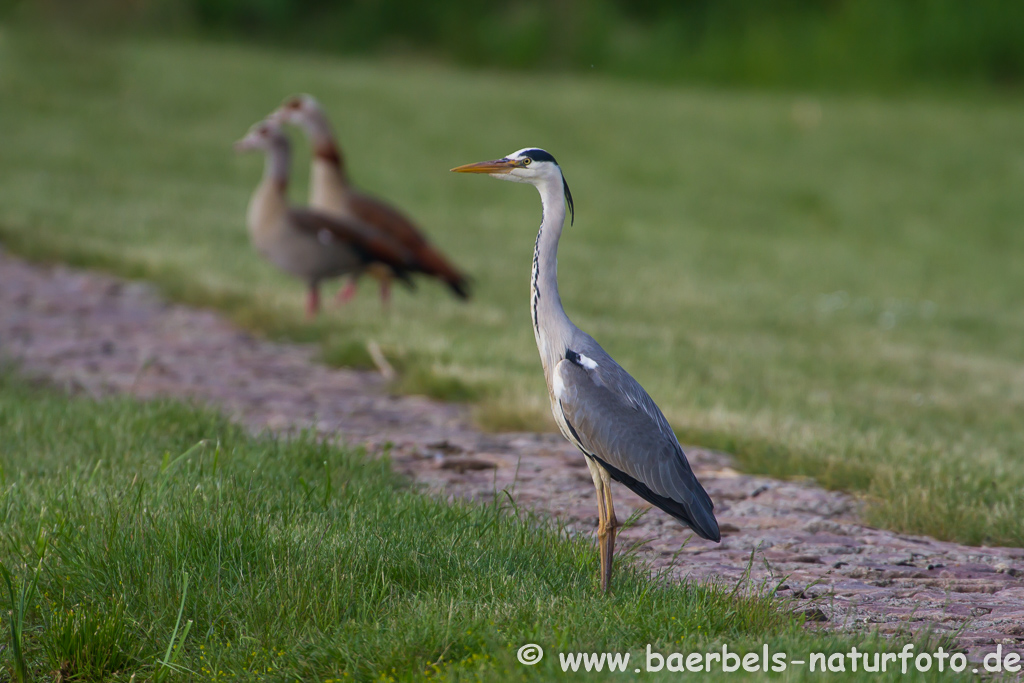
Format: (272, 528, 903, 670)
(555, 358, 720, 541)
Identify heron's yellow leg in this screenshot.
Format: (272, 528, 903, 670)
(585, 458, 618, 593)
(597, 467, 618, 593)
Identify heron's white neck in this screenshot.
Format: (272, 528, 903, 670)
(531, 173, 575, 375)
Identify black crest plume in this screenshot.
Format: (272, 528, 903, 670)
(563, 175, 574, 226)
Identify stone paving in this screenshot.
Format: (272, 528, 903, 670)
(1, 249, 1022, 661)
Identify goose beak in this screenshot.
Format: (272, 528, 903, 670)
(450, 158, 520, 174)
(233, 137, 256, 152)
(234, 131, 262, 152)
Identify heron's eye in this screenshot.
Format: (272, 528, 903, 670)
(522, 158, 532, 166)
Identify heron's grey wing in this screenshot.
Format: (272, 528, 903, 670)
(555, 356, 720, 541)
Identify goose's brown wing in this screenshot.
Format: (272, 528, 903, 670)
(348, 191, 470, 298)
(289, 208, 416, 284)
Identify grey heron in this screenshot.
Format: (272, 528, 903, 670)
(235, 119, 416, 317)
(452, 148, 720, 592)
(269, 95, 470, 304)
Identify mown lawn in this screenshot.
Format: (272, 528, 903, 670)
(0, 373, 966, 682)
(1, 27, 1023, 547)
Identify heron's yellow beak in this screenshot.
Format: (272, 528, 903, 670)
(450, 158, 520, 174)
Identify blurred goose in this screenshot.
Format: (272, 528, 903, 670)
(271, 94, 470, 304)
(235, 120, 415, 317)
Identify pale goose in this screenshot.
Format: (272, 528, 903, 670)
(235, 120, 415, 317)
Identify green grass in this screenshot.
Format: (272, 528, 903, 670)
(1, 373, 968, 682)
(1, 27, 1024, 548)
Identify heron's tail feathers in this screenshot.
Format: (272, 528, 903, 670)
(683, 495, 721, 542)
(591, 455, 721, 543)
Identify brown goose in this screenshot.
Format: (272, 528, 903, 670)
(270, 94, 470, 304)
(235, 120, 415, 317)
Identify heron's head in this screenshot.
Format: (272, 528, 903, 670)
(234, 119, 287, 153)
(270, 94, 330, 136)
(451, 148, 574, 223)
(451, 148, 560, 183)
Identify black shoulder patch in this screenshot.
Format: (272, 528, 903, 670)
(565, 349, 582, 366)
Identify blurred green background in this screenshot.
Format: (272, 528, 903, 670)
(6, 0, 1024, 91)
